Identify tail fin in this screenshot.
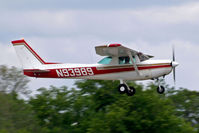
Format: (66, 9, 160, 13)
(11, 39, 47, 69)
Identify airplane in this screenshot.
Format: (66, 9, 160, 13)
(11, 39, 179, 96)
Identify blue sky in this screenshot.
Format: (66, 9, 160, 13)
(0, 0, 199, 92)
(0, 0, 194, 10)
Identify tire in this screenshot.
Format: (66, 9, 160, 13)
(127, 86, 136, 96)
(157, 86, 165, 94)
(118, 84, 127, 94)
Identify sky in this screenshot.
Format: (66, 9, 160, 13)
(0, 0, 199, 92)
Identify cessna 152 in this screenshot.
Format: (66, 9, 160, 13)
(12, 39, 179, 96)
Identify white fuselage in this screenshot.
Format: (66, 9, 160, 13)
(24, 59, 173, 81)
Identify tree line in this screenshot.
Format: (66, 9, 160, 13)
(0, 65, 198, 133)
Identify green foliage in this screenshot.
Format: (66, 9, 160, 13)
(0, 92, 41, 133)
(168, 88, 199, 129)
(29, 80, 196, 133)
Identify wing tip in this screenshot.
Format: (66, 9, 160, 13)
(108, 43, 122, 47)
(95, 43, 122, 48)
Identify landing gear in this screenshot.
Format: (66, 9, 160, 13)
(127, 87, 136, 96)
(157, 85, 165, 94)
(118, 78, 166, 96)
(118, 84, 127, 94)
(118, 80, 136, 96)
(155, 78, 165, 94)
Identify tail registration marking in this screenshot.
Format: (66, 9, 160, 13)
(56, 67, 94, 77)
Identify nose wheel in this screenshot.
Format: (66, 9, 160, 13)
(155, 78, 166, 94)
(157, 85, 165, 94)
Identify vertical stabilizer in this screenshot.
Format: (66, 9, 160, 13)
(11, 39, 45, 69)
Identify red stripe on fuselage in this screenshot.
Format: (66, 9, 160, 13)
(23, 64, 171, 78)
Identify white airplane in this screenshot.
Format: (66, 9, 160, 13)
(12, 39, 179, 96)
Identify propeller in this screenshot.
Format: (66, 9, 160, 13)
(171, 45, 179, 85)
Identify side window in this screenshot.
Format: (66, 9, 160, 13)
(98, 57, 112, 64)
(132, 56, 136, 63)
(119, 56, 136, 64)
(119, 57, 130, 64)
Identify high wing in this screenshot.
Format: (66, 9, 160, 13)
(95, 44, 154, 62)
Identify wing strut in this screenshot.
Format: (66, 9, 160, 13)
(127, 51, 140, 76)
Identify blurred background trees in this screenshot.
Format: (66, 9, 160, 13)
(0, 65, 39, 133)
(0, 65, 199, 133)
(0, 65, 30, 97)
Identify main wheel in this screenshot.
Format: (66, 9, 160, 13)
(127, 87, 136, 96)
(118, 84, 127, 94)
(157, 86, 165, 94)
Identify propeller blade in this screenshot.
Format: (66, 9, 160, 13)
(173, 67, 176, 85)
(172, 45, 178, 85)
(172, 45, 175, 61)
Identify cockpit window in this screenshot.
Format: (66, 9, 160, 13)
(98, 56, 136, 65)
(98, 57, 112, 64)
(119, 57, 130, 64)
(118, 56, 135, 64)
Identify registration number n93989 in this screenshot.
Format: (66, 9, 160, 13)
(56, 67, 94, 77)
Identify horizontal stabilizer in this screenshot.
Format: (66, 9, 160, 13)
(23, 69, 50, 73)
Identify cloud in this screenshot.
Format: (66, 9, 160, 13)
(0, 42, 19, 67)
(24, 36, 104, 64)
(0, 10, 77, 37)
(1, 0, 197, 11)
(130, 2, 199, 24)
(1, 1, 199, 44)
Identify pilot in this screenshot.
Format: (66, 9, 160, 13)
(125, 57, 130, 64)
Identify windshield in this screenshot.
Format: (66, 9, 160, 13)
(98, 57, 112, 64)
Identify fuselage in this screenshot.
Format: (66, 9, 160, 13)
(24, 59, 173, 81)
